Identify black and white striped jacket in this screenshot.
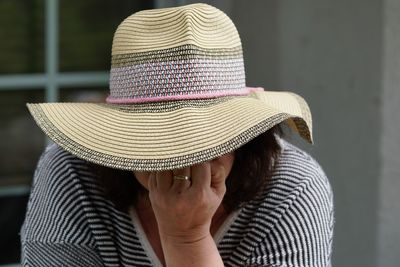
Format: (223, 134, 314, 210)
(21, 140, 333, 266)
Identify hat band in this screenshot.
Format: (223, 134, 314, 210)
(107, 57, 246, 103)
(111, 44, 244, 67)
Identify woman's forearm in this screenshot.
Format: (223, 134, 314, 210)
(160, 232, 224, 267)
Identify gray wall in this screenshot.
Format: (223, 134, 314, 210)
(378, 0, 400, 266)
(264, 1, 382, 266)
(159, 0, 400, 266)
(227, 1, 398, 266)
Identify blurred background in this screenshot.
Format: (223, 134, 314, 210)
(0, 0, 399, 266)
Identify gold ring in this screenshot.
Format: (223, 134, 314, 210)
(173, 175, 191, 181)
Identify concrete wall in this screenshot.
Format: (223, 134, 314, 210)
(269, 1, 382, 266)
(378, 0, 400, 266)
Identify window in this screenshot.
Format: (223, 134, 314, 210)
(0, 0, 154, 265)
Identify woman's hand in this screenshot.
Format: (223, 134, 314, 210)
(148, 161, 227, 243)
(146, 158, 232, 267)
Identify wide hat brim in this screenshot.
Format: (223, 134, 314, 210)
(27, 90, 312, 171)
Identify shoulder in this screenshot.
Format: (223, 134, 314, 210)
(245, 139, 334, 266)
(225, 139, 334, 266)
(22, 144, 103, 244)
(268, 139, 332, 203)
(32, 144, 102, 193)
(275, 138, 329, 181)
(35, 143, 90, 177)
(263, 138, 333, 221)
(28, 144, 91, 205)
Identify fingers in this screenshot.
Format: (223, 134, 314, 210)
(148, 172, 157, 191)
(150, 162, 217, 193)
(210, 161, 225, 187)
(156, 170, 173, 192)
(171, 167, 192, 191)
(210, 162, 227, 195)
(151, 168, 192, 193)
(191, 162, 211, 190)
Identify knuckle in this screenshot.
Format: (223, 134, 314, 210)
(194, 189, 209, 207)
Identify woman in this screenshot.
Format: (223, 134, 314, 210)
(22, 3, 333, 267)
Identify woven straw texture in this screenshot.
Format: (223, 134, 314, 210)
(27, 91, 312, 171)
(111, 4, 241, 54)
(27, 3, 313, 171)
(107, 4, 246, 103)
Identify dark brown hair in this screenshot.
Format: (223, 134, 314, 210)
(90, 126, 282, 214)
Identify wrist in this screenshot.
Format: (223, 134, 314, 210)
(159, 226, 224, 267)
(159, 226, 211, 246)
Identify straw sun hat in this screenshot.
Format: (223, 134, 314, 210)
(28, 3, 312, 171)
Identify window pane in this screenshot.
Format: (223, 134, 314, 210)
(59, 0, 153, 72)
(60, 86, 108, 102)
(0, 0, 45, 74)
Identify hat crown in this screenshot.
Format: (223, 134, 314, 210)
(111, 3, 241, 55)
(107, 4, 247, 104)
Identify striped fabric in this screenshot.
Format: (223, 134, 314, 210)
(21, 140, 333, 267)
